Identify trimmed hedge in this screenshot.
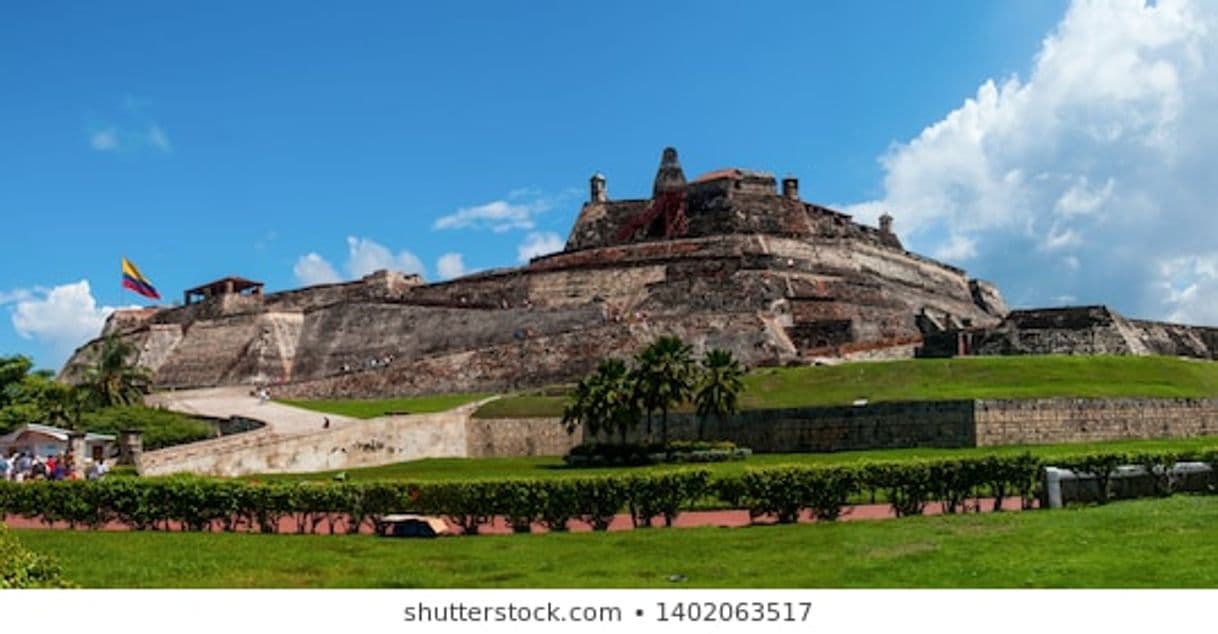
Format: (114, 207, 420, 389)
(564, 441, 751, 467)
(3, 449, 1216, 534)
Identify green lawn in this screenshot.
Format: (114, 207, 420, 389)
(280, 393, 491, 419)
(15, 495, 1218, 588)
(255, 434, 1218, 483)
(473, 355, 1218, 418)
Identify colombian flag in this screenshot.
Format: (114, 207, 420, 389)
(121, 257, 161, 300)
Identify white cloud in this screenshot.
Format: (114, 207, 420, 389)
(147, 124, 172, 153)
(846, 0, 1218, 322)
(1054, 177, 1115, 217)
(345, 236, 424, 277)
(436, 253, 467, 280)
(292, 252, 343, 286)
(292, 236, 427, 286)
(90, 128, 119, 151)
(433, 189, 579, 233)
(7, 280, 133, 357)
(517, 232, 565, 262)
(434, 200, 542, 233)
(87, 123, 172, 153)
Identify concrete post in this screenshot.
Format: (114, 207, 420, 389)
(118, 429, 144, 472)
(66, 431, 86, 479)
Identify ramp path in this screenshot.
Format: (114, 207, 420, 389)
(138, 388, 490, 477)
(147, 386, 357, 436)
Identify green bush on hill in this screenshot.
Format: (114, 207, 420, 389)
(79, 405, 215, 451)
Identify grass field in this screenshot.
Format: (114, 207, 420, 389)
(14, 495, 1218, 588)
(254, 434, 1218, 483)
(472, 355, 1218, 418)
(280, 393, 490, 419)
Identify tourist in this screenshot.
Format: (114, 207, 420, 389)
(46, 454, 58, 479)
(15, 452, 31, 481)
(30, 456, 46, 480)
(323, 417, 330, 429)
(0, 452, 9, 481)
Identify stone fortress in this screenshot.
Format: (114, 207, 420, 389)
(63, 148, 1218, 399)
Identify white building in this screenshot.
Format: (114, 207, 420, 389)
(0, 424, 116, 461)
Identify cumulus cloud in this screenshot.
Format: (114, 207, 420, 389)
(345, 236, 424, 277)
(293, 236, 426, 286)
(88, 96, 173, 154)
(845, 0, 1218, 323)
(89, 128, 119, 151)
(436, 253, 468, 280)
(87, 124, 172, 154)
(4, 280, 133, 359)
(517, 232, 565, 262)
(292, 252, 343, 286)
(433, 189, 578, 233)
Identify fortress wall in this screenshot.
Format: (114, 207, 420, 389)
(141, 410, 469, 477)
(288, 301, 604, 380)
(561, 397, 1218, 455)
(138, 324, 185, 374)
(275, 312, 784, 400)
(974, 398, 1218, 446)
(525, 265, 667, 309)
(153, 313, 301, 388)
(464, 417, 583, 458)
(1128, 319, 1218, 359)
(574, 402, 978, 452)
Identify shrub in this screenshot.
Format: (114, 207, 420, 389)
(572, 477, 627, 531)
(0, 524, 74, 589)
(624, 470, 709, 528)
(80, 405, 216, 451)
(564, 441, 749, 467)
(724, 466, 858, 524)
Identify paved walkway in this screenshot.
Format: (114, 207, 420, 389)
(3, 497, 1034, 535)
(147, 387, 357, 436)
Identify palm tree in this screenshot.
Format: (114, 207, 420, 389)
(562, 359, 639, 443)
(694, 348, 745, 440)
(633, 336, 695, 446)
(81, 335, 150, 408)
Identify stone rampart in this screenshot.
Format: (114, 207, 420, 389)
(973, 397, 1218, 446)
(464, 417, 583, 458)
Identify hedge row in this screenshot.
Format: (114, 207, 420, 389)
(3, 450, 1217, 534)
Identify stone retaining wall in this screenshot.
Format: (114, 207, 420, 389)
(974, 397, 1218, 446)
(141, 397, 1218, 476)
(464, 417, 582, 458)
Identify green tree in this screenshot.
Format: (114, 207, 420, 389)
(562, 359, 640, 443)
(633, 335, 695, 445)
(80, 335, 150, 408)
(694, 348, 745, 440)
(0, 357, 78, 433)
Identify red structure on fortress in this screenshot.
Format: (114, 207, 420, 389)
(62, 148, 1218, 399)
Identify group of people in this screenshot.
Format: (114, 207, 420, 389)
(0, 451, 111, 482)
(339, 354, 396, 374)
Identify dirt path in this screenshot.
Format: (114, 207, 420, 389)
(4, 496, 1032, 535)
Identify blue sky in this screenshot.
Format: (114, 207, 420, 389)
(9, 1, 1218, 370)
